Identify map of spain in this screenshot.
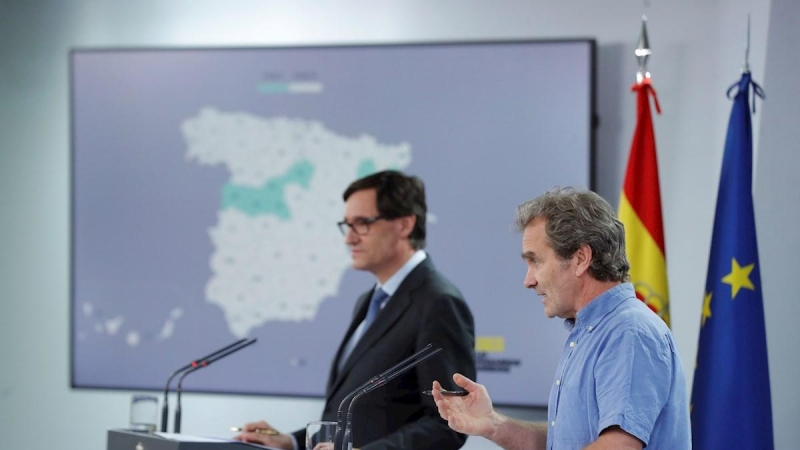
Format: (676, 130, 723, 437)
(181, 108, 412, 337)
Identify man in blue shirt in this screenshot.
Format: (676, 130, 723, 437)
(432, 187, 690, 450)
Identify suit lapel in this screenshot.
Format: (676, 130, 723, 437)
(326, 259, 434, 402)
(344, 288, 412, 369)
(327, 290, 371, 394)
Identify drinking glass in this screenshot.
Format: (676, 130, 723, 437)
(129, 395, 158, 432)
(305, 420, 337, 450)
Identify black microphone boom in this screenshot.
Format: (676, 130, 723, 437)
(173, 338, 257, 433)
(334, 344, 442, 450)
(159, 338, 248, 432)
(343, 347, 442, 450)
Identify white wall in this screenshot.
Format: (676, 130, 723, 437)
(2, 1, 797, 449)
(754, 0, 800, 446)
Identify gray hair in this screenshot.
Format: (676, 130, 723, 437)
(514, 187, 630, 282)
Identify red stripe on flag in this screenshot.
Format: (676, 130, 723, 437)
(622, 79, 665, 253)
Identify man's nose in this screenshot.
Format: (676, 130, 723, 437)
(344, 226, 359, 244)
(524, 268, 537, 289)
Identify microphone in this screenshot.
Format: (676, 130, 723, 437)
(160, 338, 249, 432)
(333, 344, 442, 450)
(173, 337, 257, 433)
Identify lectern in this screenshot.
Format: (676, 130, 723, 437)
(107, 429, 261, 450)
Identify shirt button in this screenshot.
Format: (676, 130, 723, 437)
(551, 420, 556, 427)
(555, 379, 561, 386)
(588, 325, 594, 331)
(569, 341, 576, 348)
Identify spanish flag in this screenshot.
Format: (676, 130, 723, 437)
(618, 78, 670, 326)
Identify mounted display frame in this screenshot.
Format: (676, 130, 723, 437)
(70, 39, 596, 407)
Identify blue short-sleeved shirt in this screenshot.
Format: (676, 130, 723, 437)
(546, 283, 691, 449)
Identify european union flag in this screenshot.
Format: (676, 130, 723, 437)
(691, 71, 773, 449)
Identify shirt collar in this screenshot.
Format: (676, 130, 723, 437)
(568, 282, 636, 331)
(376, 250, 427, 296)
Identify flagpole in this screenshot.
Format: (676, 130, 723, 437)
(635, 15, 652, 82)
(743, 14, 751, 73)
(618, 15, 670, 326)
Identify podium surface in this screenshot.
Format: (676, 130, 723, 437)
(108, 429, 272, 450)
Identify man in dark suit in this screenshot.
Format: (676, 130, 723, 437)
(236, 170, 476, 450)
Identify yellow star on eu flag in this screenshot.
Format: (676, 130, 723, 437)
(702, 292, 712, 326)
(721, 258, 755, 299)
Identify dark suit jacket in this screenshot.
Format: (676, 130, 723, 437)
(292, 257, 476, 450)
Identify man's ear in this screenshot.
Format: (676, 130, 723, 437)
(573, 244, 593, 276)
(396, 215, 416, 239)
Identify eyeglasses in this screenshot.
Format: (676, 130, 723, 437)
(337, 216, 387, 236)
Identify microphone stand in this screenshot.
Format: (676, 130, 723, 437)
(343, 347, 441, 450)
(160, 338, 248, 432)
(334, 344, 442, 450)
(174, 338, 257, 433)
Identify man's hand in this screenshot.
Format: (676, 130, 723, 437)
(432, 373, 496, 438)
(434, 373, 548, 450)
(233, 420, 293, 450)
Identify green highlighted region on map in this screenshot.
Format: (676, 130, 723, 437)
(183, 109, 412, 334)
(222, 160, 314, 219)
(356, 159, 404, 178)
(356, 160, 377, 179)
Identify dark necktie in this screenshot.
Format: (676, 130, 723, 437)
(362, 288, 389, 331)
(337, 288, 389, 373)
